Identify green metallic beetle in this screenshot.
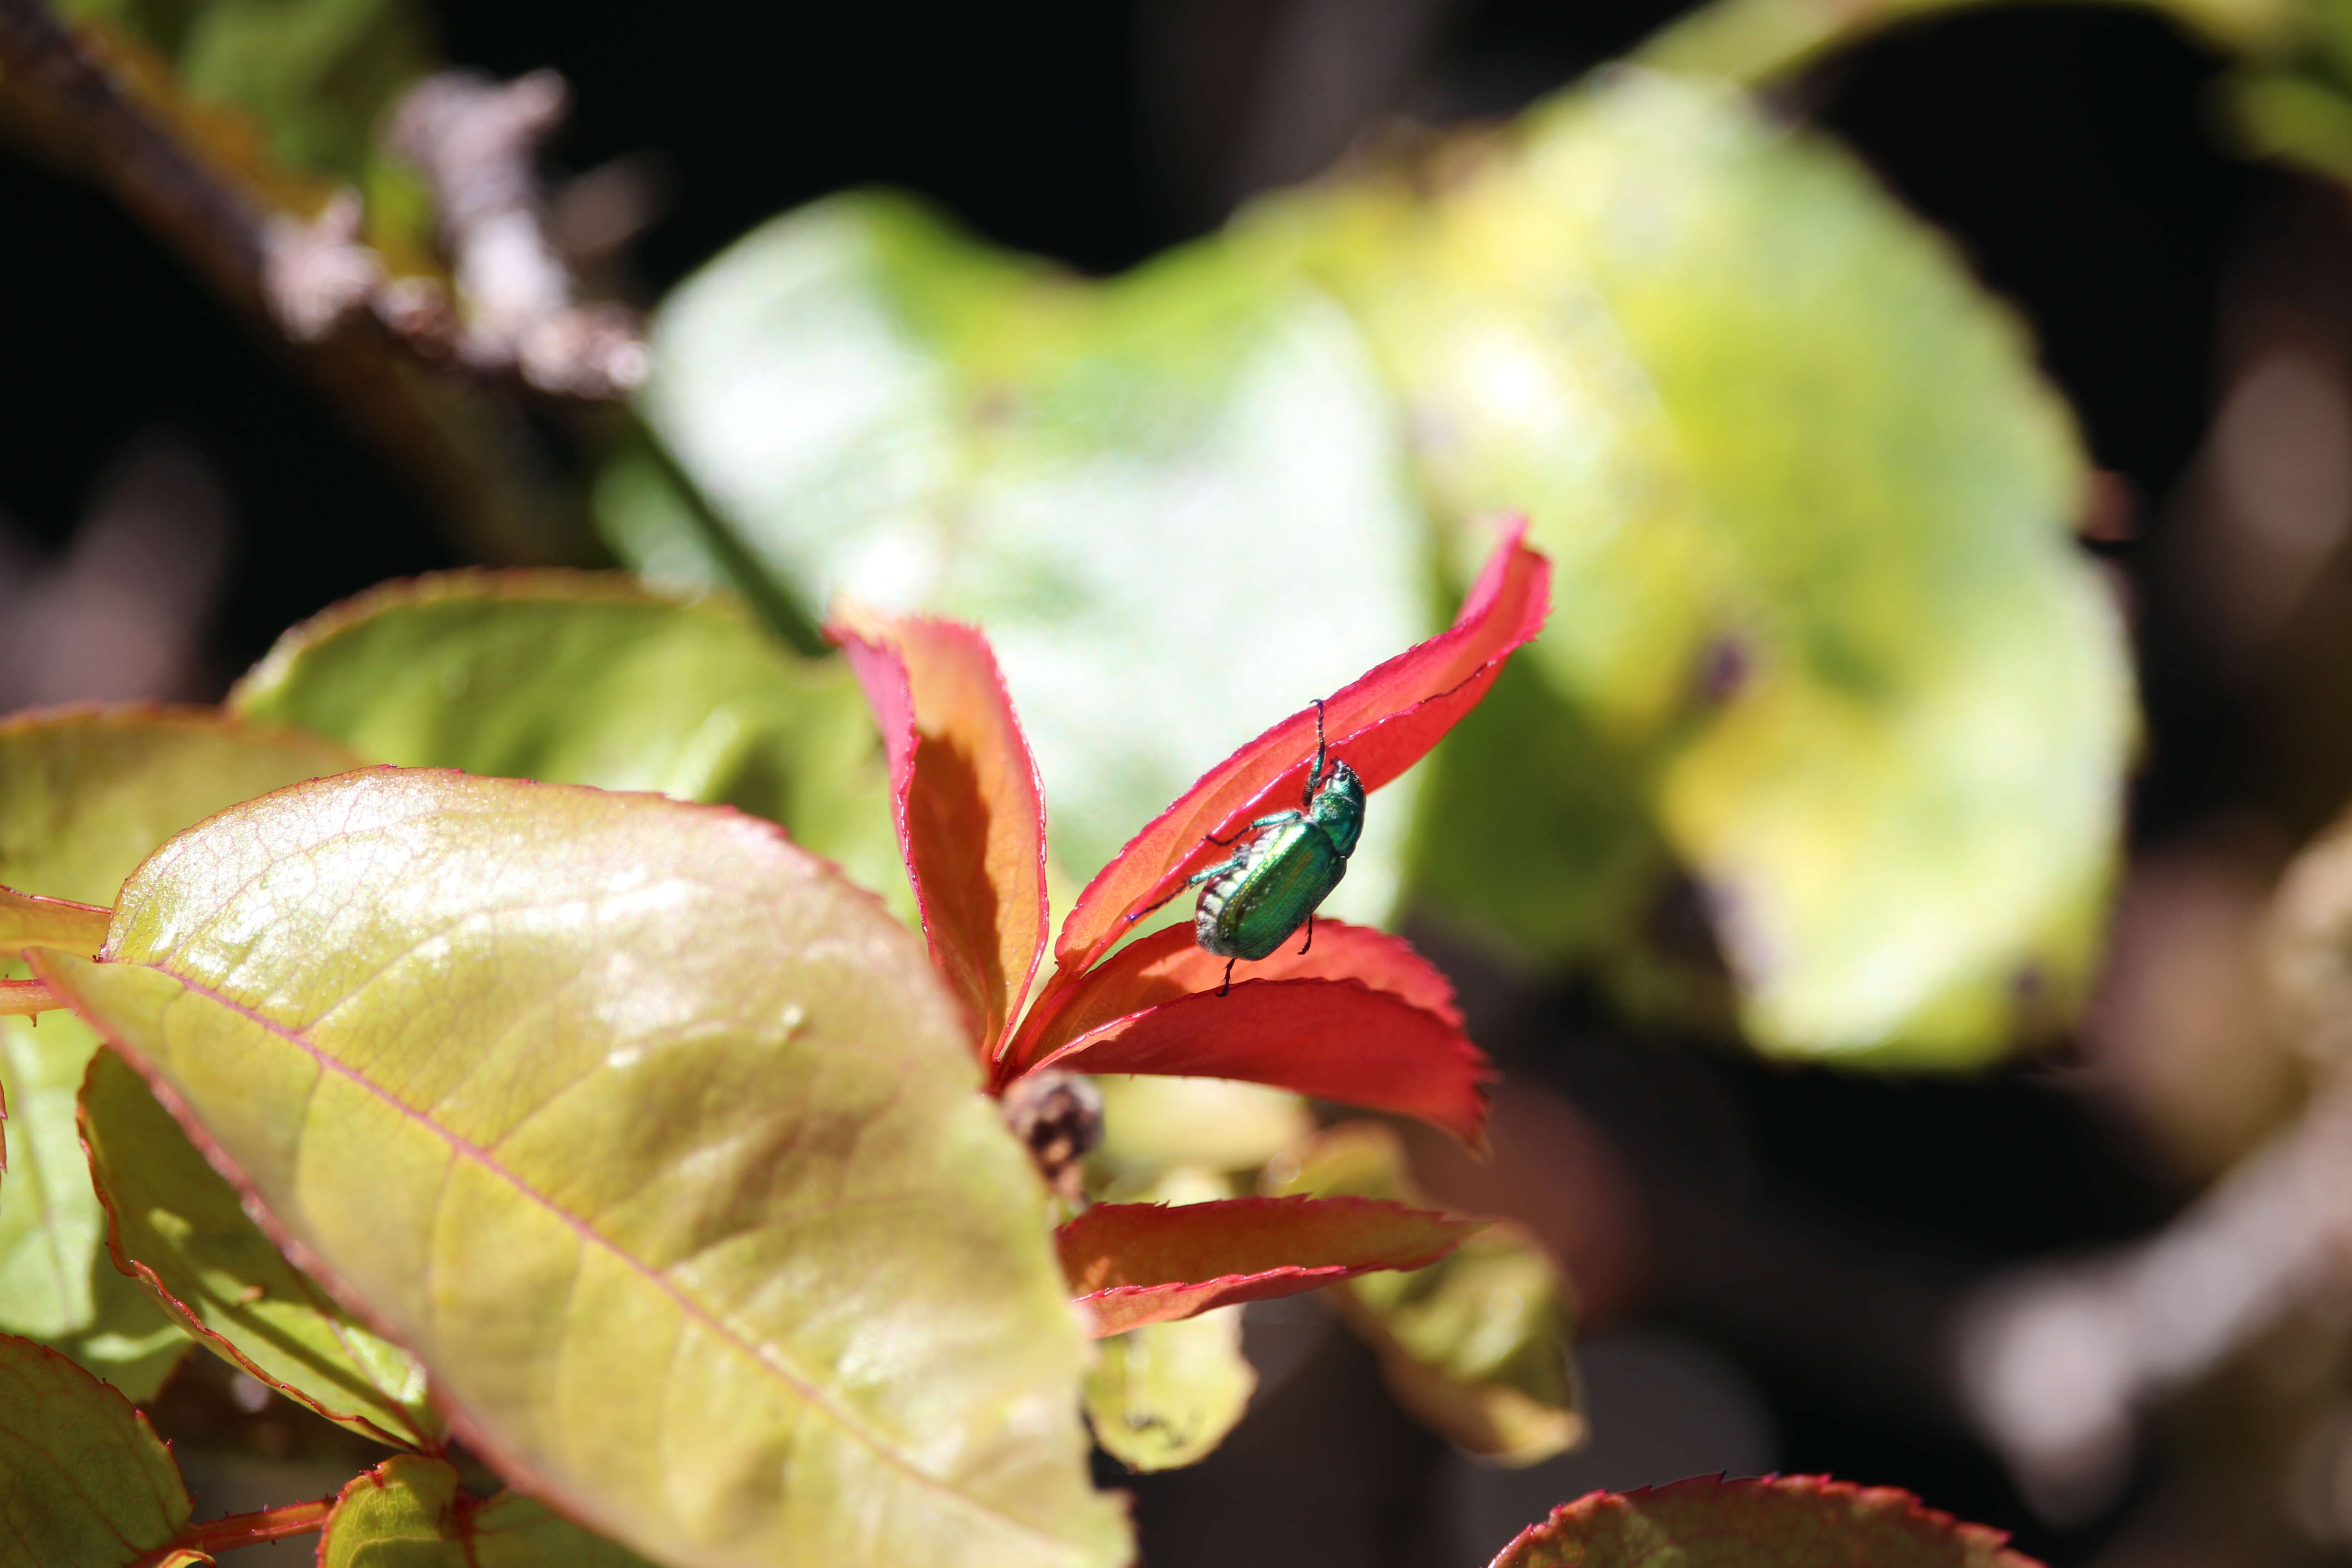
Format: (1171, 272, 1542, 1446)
(1174, 700, 1366, 994)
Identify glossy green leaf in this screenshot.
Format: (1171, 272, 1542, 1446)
(1266, 1122, 1580, 1464)
(80, 1048, 441, 1448)
(0, 1330, 198, 1568)
(229, 571, 909, 918)
(1490, 1475, 2041, 1567)
(318, 1455, 655, 1568)
(638, 193, 1431, 924)
(1247, 70, 2132, 1063)
(36, 769, 1129, 1568)
(0, 708, 362, 1396)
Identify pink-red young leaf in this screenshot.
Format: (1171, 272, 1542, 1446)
(1059, 1195, 1483, 1335)
(1029, 979, 1492, 1146)
(1009, 920, 1460, 1078)
(1490, 1475, 2044, 1568)
(834, 608, 1049, 1055)
(1057, 523, 1549, 974)
(0, 886, 110, 957)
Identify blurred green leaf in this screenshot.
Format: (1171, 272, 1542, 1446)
(1081, 1166, 1255, 1472)
(1089, 1075, 1316, 1181)
(1266, 1122, 1580, 1465)
(0, 708, 361, 1396)
(637, 193, 1433, 924)
(37, 768, 1129, 1568)
(228, 571, 910, 919)
(0, 1331, 199, 1568)
(81, 1048, 441, 1449)
(318, 1455, 655, 1568)
(1492, 1474, 2036, 1566)
(1085, 1306, 1254, 1473)
(54, 0, 434, 184)
(1247, 70, 2132, 1063)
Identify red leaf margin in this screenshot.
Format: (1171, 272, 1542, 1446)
(1029, 979, 1494, 1147)
(1054, 519, 1551, 975)
(1060, 1195, 1484, 1336)
(1491, 1474, 2046, 1568)
(1003, 918, 1462, 1078)
(833, 608, 1050, 1057)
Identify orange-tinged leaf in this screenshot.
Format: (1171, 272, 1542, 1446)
(1059, 1195, 1483, 1335)
(1030, 979, 1493, 1145)
(33, 769, 1128, 1568)
(1059, 522, 1549, 973)
(835, 609, 1049, 1055)
(0, 886, 110, 957)
(1490, 1475, 2043, 1567)
(1011, 919, 1460, 1077)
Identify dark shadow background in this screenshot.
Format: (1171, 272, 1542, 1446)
(0, 4, 2312, 1565)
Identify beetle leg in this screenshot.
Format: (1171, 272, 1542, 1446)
(1218, 957, 1235, 997)
(1298, 912, 1313, 956)
(1126, 857, 1245, 923)
(1185, 855, 1247, 888)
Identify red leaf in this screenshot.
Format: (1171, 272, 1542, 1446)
(1491, 1475, 2044, 1568)
(1006, 918, 1461, 1078)
(1027, 978, 1493, 1146)
(833, 608, 1049, 1056)
(1056, 521, 1550, 975)
(1060, 1195, 1483, 1336)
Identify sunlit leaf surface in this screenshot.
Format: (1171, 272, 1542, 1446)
(80, 1049, 441, 1448)
(1085, 1306, 1253, 1473)
(0, 708, 360, 1396)
(38, 769, 1128, 1568)
(0, 1331, 194, 1568)
(638, 194, 1431, 926)
(1489, 1474, 2042, 1567)
(1267, 1122, 1580, 1464)
(230, 571, 909, 917)
(318, 1455, 655, 1568)
(1247, 70, 2132, 1062)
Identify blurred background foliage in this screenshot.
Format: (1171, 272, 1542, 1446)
(17, 0, 2352, 1562)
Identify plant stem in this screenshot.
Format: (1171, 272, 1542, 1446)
(180, 1496, 337, 1553)
(0, 979, 59, 1018)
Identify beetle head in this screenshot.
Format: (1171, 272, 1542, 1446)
(1307, 759, 1365, 856)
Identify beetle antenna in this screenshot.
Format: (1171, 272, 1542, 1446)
(1304, 697, 1327, 808)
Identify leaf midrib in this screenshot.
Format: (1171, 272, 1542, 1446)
(136, 960, 1082, 1555)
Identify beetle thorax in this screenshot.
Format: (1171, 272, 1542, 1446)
(1306, 760, 1365, 857)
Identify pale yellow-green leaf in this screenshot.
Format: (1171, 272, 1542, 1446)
(639, 193, 1430, 925)
(0, 708, 362, 1394)
(1246, 70, 2132, 1063)
(317, 1454, 654, 1568)
(1085, 1308, 1254, 1473)
(1265, 1122, 1581, 1464)
(36, 769, 1128, 1568)
(1080, 1166, 1255, 1471)
(81, 1048, 440, 1448)
(1089, 1075, 1316, 1180)
(228, 571, 908, 918)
